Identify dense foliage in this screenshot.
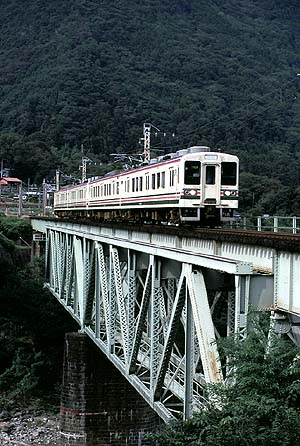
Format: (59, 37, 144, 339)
(0, 215, 32, 242)
(148, 318, 300, 445)
(0, 216, 77, 408)
(1, 1, 300, 212)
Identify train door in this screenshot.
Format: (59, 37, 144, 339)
(202, 163, 221, 205)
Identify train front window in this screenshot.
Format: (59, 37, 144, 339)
(206, 166, 215, 185)
(221, 162, 237, 185)
(184, 161, 201, 185)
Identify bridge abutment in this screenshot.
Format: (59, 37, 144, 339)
(60, 332, 161, 446)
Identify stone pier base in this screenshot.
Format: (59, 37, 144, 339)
(59, 332, 161, 446)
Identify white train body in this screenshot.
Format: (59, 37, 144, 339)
(54, 146, 239, 225)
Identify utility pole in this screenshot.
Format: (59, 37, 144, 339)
(80, 157, 89, 182)
(18, 181, 23, 217)
(143, 122, 160, 164)
(42, 179, 47, 216)
(143, 123, 151, 163)
(79, 144, 89, 182)
(56, 170, 60, 191)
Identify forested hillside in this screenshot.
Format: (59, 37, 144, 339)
(1, 0, 300, 213)
(0, 216, 77, 408)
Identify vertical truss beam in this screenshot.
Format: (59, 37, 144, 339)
(150, 257, 162, 394)
(234, 275, 251, 340)
(184, 294, 194, 419)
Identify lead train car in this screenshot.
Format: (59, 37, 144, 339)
(54, 146, 239, 225)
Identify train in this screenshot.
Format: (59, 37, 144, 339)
(54, 146, 239, 226)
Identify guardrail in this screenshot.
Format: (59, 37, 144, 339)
(230, 215, 300, 234)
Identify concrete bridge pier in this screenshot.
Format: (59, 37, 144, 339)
(59, 332, 161, 446)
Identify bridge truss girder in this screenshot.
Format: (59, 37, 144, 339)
(45, 226, 252, 422)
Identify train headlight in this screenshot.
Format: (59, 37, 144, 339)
(183, 189, 197, 196)
(224, 190, 231, 196)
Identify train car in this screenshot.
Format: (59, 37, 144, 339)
(54, 146, 239, 225)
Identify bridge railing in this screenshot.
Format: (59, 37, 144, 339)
(229, 215, 300, 234)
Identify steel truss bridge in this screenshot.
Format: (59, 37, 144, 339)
(31, 219, 300, 422)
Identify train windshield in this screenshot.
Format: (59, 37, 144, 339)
(184, 161, 201, 185)
(206, 166, 215, 185)
(221, 162, 237, 185)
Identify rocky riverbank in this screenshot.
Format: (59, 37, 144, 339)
(0, 409, 61, 445)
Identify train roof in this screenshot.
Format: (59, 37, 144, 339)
(57, 146, 237, 191)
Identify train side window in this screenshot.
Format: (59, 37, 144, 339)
(139, 177, 143, 191)
(161, 171, 165, 188)
(157, 172, 161, 188)
(206, 166, 215, 185)
(152, 173, 156, 189)
(169, 169, 174, 187)
(146, 174, 149, 190)
(113, 183, 115, 195)
(184, 161, 201, 185)
(132, 178, 135, 192)
(116, 182, 119, 194)
(135, 177, 139, 192)
(101, 185, 103, 196)
(221, 162, 237, 185)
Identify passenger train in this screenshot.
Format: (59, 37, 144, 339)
(54, 146, 239, 225)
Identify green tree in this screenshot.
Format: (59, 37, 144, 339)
(148, 316, 300, 445)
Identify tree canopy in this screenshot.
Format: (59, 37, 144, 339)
(1, 1, 300, 212)
(148, 316, 300, 445)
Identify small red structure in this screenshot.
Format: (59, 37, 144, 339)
(0, 177, 22, 185)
